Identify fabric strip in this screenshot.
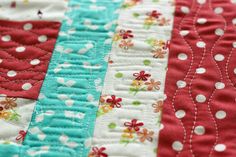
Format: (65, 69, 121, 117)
(158, 0, 236, 156)
(0, 0, 67, 21)
(20, 0, 122, 157)
(89, 0, 175, 157)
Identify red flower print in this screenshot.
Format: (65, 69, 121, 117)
(106, 95, 122, 108)
(16, 130, 27, 142)
(148, 10, 162, 19)
(89, 147, 108, 157)
(152, 100, 163, 113)
(133, 71, 151, 81)
(119, 30, 134, 39)
(124, 119, 144, 131)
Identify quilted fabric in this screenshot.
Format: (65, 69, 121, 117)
(0, 20, 60, 99)
(90, 0, 175, 156)
(158, 0, 236, 156)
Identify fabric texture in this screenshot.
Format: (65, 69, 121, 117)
(158, 0, 236, 156)
(21, 0, 122, 157)
(0, 20, 61, 99)
(89, 0, 175, 157)
(0, 0, 67, 21)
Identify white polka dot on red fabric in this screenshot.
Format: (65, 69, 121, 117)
(178, 53, 188, 60)
(234, 68, 236, 74)
(0, 59, 2, 63)
(215, 110, 226, 119)
(196, 67, 206, 74)
(16, 46, 26, 52)
(214, 7, 223, 14)
(1, 35, 11, 42)
(172, 141, 183, 151)
(197, 18, 207, 24)
(231, 0, 236, 3)
(194, 126, 205, 135)
(30, 59, 40, 65)
(176, 80, 186, 88)
(38, 35, 47, 43)
(233, 42, 236, 48)
(215, 82, 225, 89)
(214, 54, 225, 61)
(197, 0, 206, 4)
(196, 94, 206, 103)
(22, 83, 32, 90)
(196, 41, 206, 48)
(232, 18, 236, 25)
(181, 6, 190, 14)
(175, 110, 186, 119)
(215, 28, 224, 36)
(23, 23, 33, 30)
(180, 30, 189, 36)
(214, 144, 226, 152)
(7, 70, 17, 77)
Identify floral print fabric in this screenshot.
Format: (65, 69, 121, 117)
(90, 0, 175, 156)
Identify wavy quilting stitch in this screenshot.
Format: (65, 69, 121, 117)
(158, 0, 236, 156)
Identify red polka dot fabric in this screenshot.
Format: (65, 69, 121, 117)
(158, 0, 236, 156)
(0, 20, 60, 99)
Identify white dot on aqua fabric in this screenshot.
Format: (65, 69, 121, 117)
(181, 6, 190, 14)
(197, 0, 206, 4)
(215, 28, 224, 36)
(175, 110, 186, 119)
(176, 80, 186, 88)
(214, 54, 225, 61)
(215, 82, 225, 89)
(215, 110, 226, 119)
(23, 23, 33, 30)
(196, 94, 206, 103)
(16, 46, 26, 52)
(172, 141, 183, 151)
(194, 126, 205, 135)
(38, 35, 47, 43)
(7, 70, 17, 77)
(196, 67, 206, 74)
(214, 7, 223, 14)
(232, 18, 236, 25)
(22, 83, 32, 90)
(30, 59, 40, 65)
(214, 144, 226, 152)
(196, 41, 206, 48)
(178, 53, 188, 60)
(197, 18, 207, 24)
(180, 30, 189, 36)
(1, 35, 11, 42)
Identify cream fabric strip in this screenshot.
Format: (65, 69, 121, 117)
(89, 0, 175, 157)
(0, 96, 36, 145)
(0, 0, 68, 21)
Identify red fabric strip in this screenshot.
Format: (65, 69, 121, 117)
(158, 0, 236, 156)
(0, 20, 60, 99)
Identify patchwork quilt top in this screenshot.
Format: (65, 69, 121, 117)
(0, 0, 236, 157)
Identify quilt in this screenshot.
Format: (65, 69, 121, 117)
(0, 0, 235, 157)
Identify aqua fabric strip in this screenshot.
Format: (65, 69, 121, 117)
(0, 0, 122, 157)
